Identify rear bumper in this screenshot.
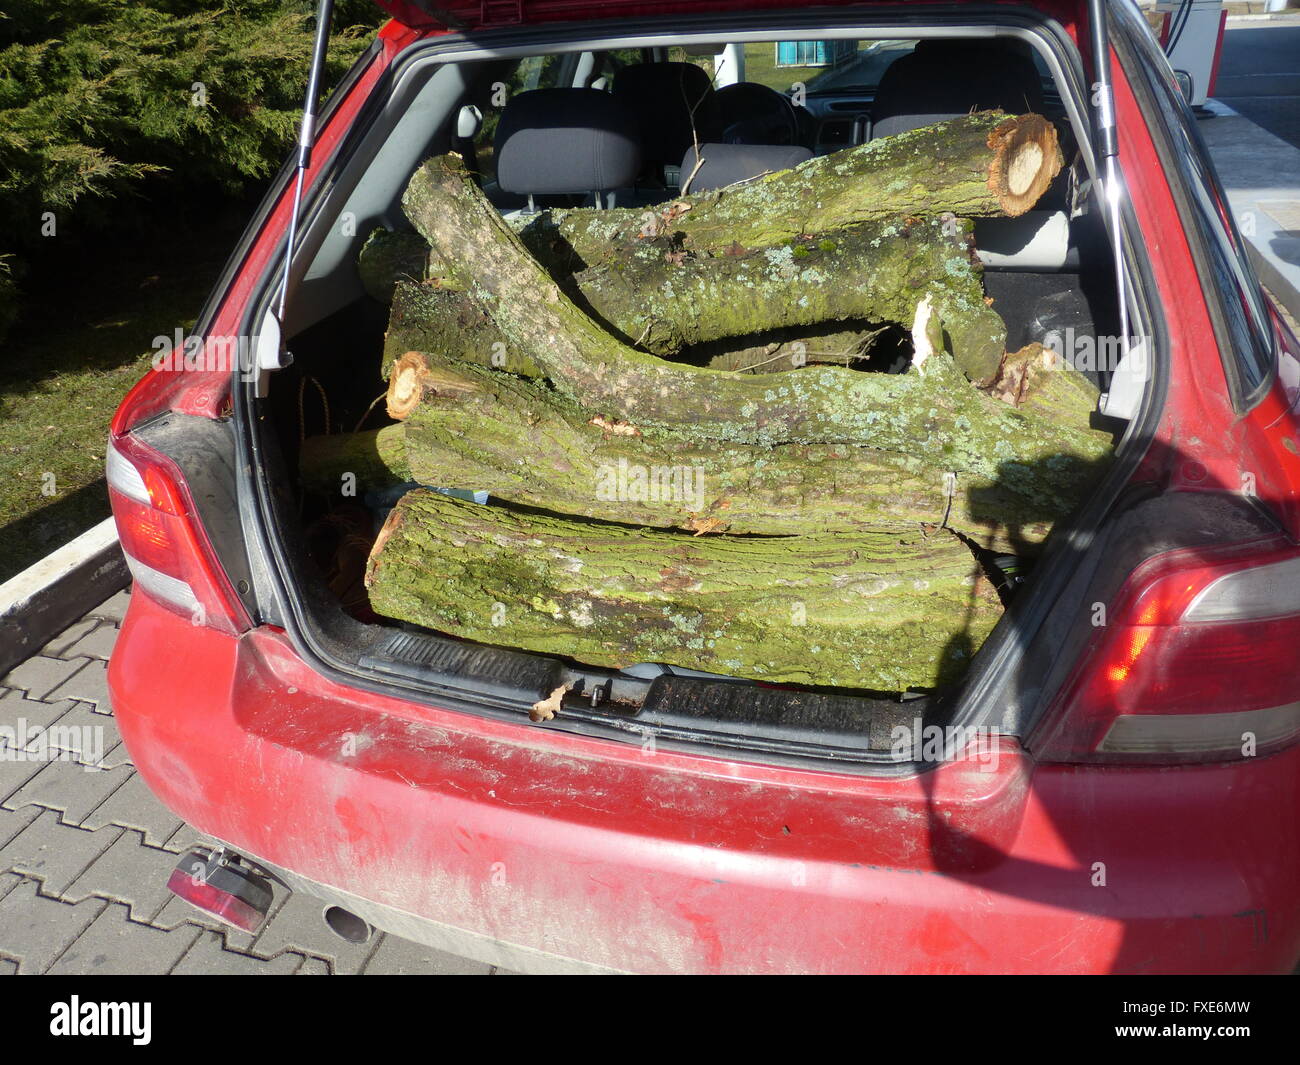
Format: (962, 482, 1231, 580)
(109, 594, 1300, 974)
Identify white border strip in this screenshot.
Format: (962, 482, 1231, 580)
(0, 518, 129, 675)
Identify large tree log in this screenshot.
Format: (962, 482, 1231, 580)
(373, 215, 1006, 379)
(385, 350, 1096, 551)
(299, 425, 409, 497)
(400, 155, 1111, 493)
(364, 488, 1004, 690)
(519, 112, 1063, 270)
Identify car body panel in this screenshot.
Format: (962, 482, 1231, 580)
(110, 593, 1300, 973)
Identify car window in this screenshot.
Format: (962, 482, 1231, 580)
(740, 39, 916, 95)
(1115, 2, 1275, 407)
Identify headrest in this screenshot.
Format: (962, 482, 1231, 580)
(613, 62, 723, 170)
(871, 40, 1045, 140)
(680, 143, 813, 193)
(494, 88, 642, 195)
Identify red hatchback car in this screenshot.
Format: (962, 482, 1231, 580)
(105, 0, 1300, 973)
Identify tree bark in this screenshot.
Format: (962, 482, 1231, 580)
(372, 213, 1006, 381)
(400, 155, 1111, 496)
(388, 350, 1085, 552)
(519, 111, 1063, 270)
(299, 425, 410, 497)
(365, 488, 1004, 691)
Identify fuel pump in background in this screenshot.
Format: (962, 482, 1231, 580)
(1154, 0, 1227, 107)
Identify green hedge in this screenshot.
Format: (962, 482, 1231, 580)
(0, 0, 384, 341)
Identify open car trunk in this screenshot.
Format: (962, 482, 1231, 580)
(242, 11, 1153, 765)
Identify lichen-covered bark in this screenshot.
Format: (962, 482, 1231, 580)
(365, 488, 1004, 690)
(372, 217, 1006, 381)
(395, 351, 1086, 552)
(299, 426, 409, 496)
(701, 327, 886, 373)
(382, 279, 540, 380)
(564, 217, 1005, 378)
(989, 342, 1103, 422)
(358, 227, 446, 303)
(400, 154, 1099, 452)
(520, 112, 1063, 269)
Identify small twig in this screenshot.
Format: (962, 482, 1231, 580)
(352, 391, 388, 434)
(679, 59, 721, 197)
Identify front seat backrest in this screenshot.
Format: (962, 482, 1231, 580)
(613, 62, 723, 176)
(680, 143, 813, 194)
(494, 88, 642, 197)
(871, 40, 1046, 139)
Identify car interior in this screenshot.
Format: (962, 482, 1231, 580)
(246, 27, 1138, 751)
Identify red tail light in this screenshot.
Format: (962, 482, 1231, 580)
(107, 434, 249, 635)
(1035, 538, 1300, 764)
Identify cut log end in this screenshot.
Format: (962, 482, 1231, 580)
(386, 351, 429, 420)
(986, 115, 1063, 217)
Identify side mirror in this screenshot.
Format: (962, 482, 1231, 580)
(1173, 69, 1195, 105)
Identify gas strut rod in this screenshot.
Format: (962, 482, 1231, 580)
(278, 0, 337, 324)
(1087, 0, 1131, 353)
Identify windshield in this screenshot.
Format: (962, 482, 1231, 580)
(739, 39, 917, 95)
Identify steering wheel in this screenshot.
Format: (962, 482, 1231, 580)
(715, 82, 802, 146)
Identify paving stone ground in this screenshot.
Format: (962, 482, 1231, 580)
(0, 589, 497, 975)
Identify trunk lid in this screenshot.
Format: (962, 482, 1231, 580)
(370, 0, 1086, 34)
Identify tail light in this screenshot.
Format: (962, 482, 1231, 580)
(107, 433, 249, 635)
(1035, 537, 1300, 764)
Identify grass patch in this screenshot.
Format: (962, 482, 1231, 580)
(0, 213, 245, 583)
(740, 43, 826, 95)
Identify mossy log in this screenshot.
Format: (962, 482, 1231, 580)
(989, 341, 1104, 422)
(519, 112, 1063, 270)
(358, 227, 438, 303)
(383, 279, 543, 380)
(399, 155, 1111, 495)
(364, 488, 1004, 690)
(386, 350, 1089, 552)
(299, 426, 409, 497)
(372, 214, 1006, 379)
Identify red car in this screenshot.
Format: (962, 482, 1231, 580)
(106, 0, 1300, 973)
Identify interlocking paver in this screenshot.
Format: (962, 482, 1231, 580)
(82, 772, 183, 846)
(64, 829, 182, 923)
(46, 657, 112, 713)
(0, 690, 81, 744)
(0, 805, 40, 851)
(173, 930, 305, 975)
(61, 623, 120, 662)
(0, 877, 106, 974)
(3, 756, 133, 826)
(0, 745, 51, 809)
(248, 891, 379, 975)
(40, 618, 100, 659)
(0, 810, 123, 896)
(15, 701, 124, 769)
(88, 590, 131, 624)
(0, 656, 88, 701)
(362, 932, 492, 975)
(46, 901, 202, 975)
